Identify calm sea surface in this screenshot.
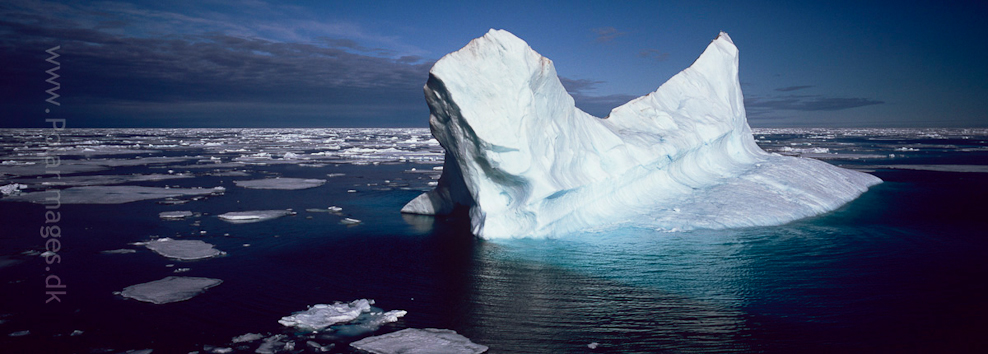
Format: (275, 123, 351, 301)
(0, 128, 986, 353)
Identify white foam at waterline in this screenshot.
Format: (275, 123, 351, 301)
(142, 238, 225, 260)
(217, 209, 294, 223)
(233, 177, 326, 190)
(350, 328, 488, 354)
(119, 276, 222, 304)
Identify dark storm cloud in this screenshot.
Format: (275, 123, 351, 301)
(774, 85, 814, 92)
(0, 2, 433, 127)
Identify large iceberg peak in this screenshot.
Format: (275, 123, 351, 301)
(402, 29, 881, 238)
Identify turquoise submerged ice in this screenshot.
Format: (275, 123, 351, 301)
(401, 29, 882, 238)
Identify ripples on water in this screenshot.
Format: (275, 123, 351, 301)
(0, 128, 986, 353)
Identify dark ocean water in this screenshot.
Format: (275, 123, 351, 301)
(0, 128, 986, 353)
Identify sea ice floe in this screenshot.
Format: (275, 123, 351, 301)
(255, 334, 291, 354)
(140, 238, 225, 260)
(865, 164, 988, 173)
(1, 186, 224, 204)
(350, 328, 488, 354)
(231, 332, 265, 343)
(217, 209, 294, 223)
(202, 345, 233, 353)
(119, 276, 222, 304)
(101, 249, 137, 254)
(279, 299, 370, 331)
(278, 299, 406, 333)
(340, 218, 361, 225)
(233, 177, 326, 190)
(159, 211, 194, 220)
(10, 173, 192, 188)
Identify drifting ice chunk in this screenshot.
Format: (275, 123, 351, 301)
(340, 218, 361, 225)
(2, 186, 224, 204)
(0, 183, 26, 196)
(101, 249, 137, 254)
(401, 29, 881, 238)
(278, 299, 372, 331)
(231, 333, 265, 343)
(119, 276, 222, 304)
(142, 238, 225, 260)
(233, 178, 326, 190)
(350, 328, 488, 354)
(159, 211, 194, 220)
(218, 210, 294, 223)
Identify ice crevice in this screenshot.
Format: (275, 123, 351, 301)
(401, 29, 881, 238)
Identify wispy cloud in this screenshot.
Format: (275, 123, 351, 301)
(559, 77, 636, 117)
(638, 48, 669, 62)
(592, 27, 627, 43)
(774, 85, 814, 92)
(559, 77, 605, 94)
(745, 95, 884, 112)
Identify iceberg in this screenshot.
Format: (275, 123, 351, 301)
(401, 29, 881, 238)
(350, 328, 488, 354)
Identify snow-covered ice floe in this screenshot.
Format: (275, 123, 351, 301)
(278, 299, 406, 333)
(139, 238, 225, 260)
(217, 209, 294, 223)
(119, 276, 222, 304)
(401, 29, 882, 238)
(233, 177, 326, 190)
(2, 186, 224, 204)
(350, 328, 488, 354)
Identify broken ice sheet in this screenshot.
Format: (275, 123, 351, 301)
(350, 328, 488, 354)
(233, 177, 326, 190)
(119, 276, 222, 304)
(217, 209, 294, 223)
(278, 299, 406, 333)
(140, 238, 225, 260)
(1, 186, 224, 204)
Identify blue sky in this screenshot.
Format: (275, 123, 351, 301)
(1, 0, 985, 128)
